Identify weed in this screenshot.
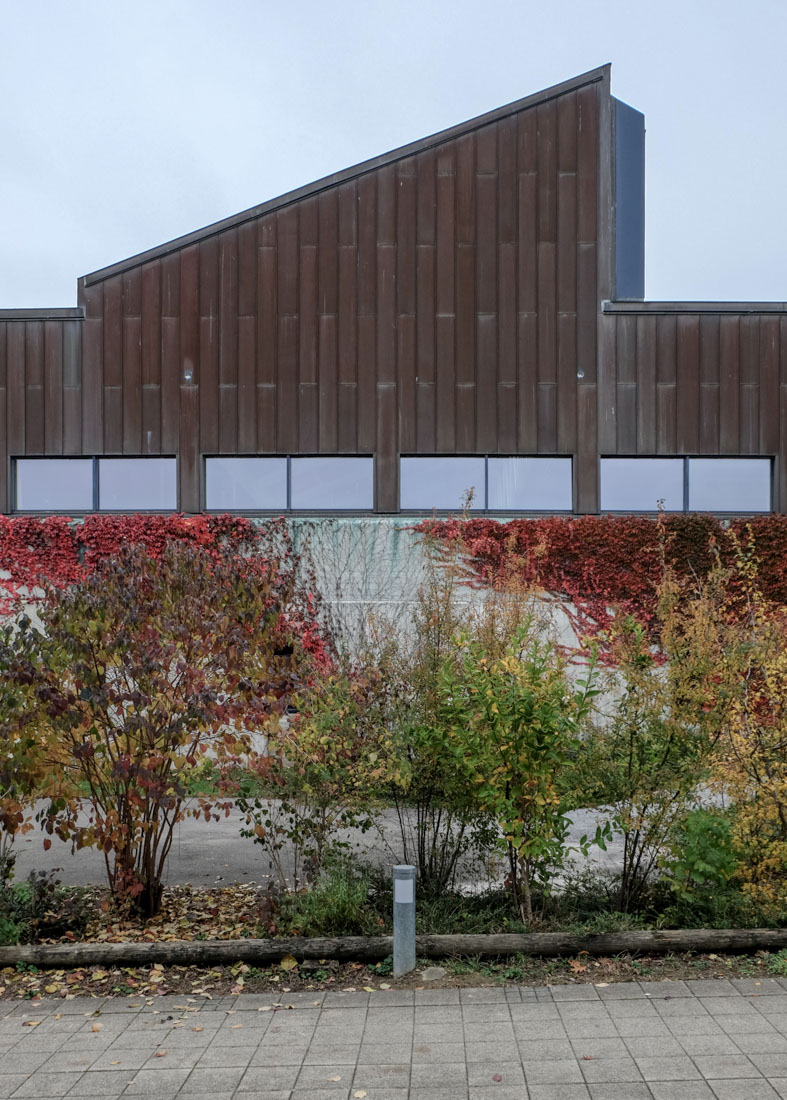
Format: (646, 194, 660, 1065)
(371, 955, 393, 977)
(444, 955, 485, 976)
(767, 950, 787, 977)
(271, 855, 382, 938)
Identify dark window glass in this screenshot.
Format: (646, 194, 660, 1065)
(205, 458, 287, 510)
(600, 458, 684, 512)
(400, 457, 484, 511)
(487, 458, 572, 511)
(15, 458, 93, 512)
(689, 458, 771, 513)
(290, 457, 373, 510)
(98, 458, 177, 511)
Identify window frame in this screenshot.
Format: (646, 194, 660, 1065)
(11, 456, 179, 514)
(202, 454, 376, 514)
(398, 455, 575, 514)
(600, 455, 774, 514)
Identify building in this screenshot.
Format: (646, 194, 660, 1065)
(1, 64, 784, 520)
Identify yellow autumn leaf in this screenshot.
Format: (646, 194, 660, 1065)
(280, 954, 298, 971)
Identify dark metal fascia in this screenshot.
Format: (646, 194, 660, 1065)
(0, 307, 85, 320)
(602, 299, 787, 315)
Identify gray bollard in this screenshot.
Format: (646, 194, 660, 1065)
(392, 864, 416, 978)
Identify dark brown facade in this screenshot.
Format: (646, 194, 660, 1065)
(2, 65, 786, 514)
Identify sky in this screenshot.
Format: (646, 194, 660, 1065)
(2, 0, 786, 308)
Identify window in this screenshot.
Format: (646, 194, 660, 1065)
(14, 457, 177, 513)
(601, 457, 773, 513)
(400, 456, 573, 511)
(400, 457, 485, 511)
(600, 458, 684, 512)
(98, 459, 177, 511)
(688, 458, 771, 513)
(15, 458, 93, 512)
(488, 458, 573, 511)
(290, 458, 373, 510)
(205, 458, 287, 511)
(204, 456, 374, 511)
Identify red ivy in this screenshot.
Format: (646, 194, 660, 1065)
(415, 514, 787, 640)
(0, 514, 329, 666)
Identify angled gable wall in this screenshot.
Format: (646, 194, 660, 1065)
(72, 66, 610, 513)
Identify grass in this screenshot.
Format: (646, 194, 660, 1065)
(270, 856, 386, 938)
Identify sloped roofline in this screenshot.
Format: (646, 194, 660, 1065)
(81, 64, 611, 288)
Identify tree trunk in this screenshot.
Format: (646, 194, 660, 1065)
(3, 927, 787, 970)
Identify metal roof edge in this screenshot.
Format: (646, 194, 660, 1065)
(82, 64, 611, 286)
(0, 307, 84, 320)
(603, 299, 787, 315)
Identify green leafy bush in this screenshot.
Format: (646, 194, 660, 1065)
(661, 808, 739, 900)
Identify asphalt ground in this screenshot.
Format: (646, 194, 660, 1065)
(10, 805, 622, 890)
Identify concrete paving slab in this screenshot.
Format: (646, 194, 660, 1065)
(8, 980, 787, 1097)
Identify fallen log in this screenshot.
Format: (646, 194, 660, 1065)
(1, 927, 786, 970)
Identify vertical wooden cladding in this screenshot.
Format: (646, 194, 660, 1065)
(0, 316, 83, 511)
(3, 71, 609, 514)
(603, 311, 784, 472)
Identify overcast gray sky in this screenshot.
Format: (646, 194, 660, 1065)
(2, 0, 786, 308)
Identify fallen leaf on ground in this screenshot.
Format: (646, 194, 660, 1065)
(280, 955, 298, 972)
(154, 1050, 167, 1058)
(92, 1023, 103, 1032)
(327, 1075, 342, 1082)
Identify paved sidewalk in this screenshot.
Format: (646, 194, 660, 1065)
(3, 979, 787, 1099)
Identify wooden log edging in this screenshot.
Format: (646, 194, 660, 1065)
(1, 928, 787, 970)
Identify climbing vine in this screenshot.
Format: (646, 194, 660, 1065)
(415, 514, 787, 639)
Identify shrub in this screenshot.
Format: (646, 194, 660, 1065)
(2, 539, 321, 917)
(238, 663, 390, 889)
(438, 619, 600, 923)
